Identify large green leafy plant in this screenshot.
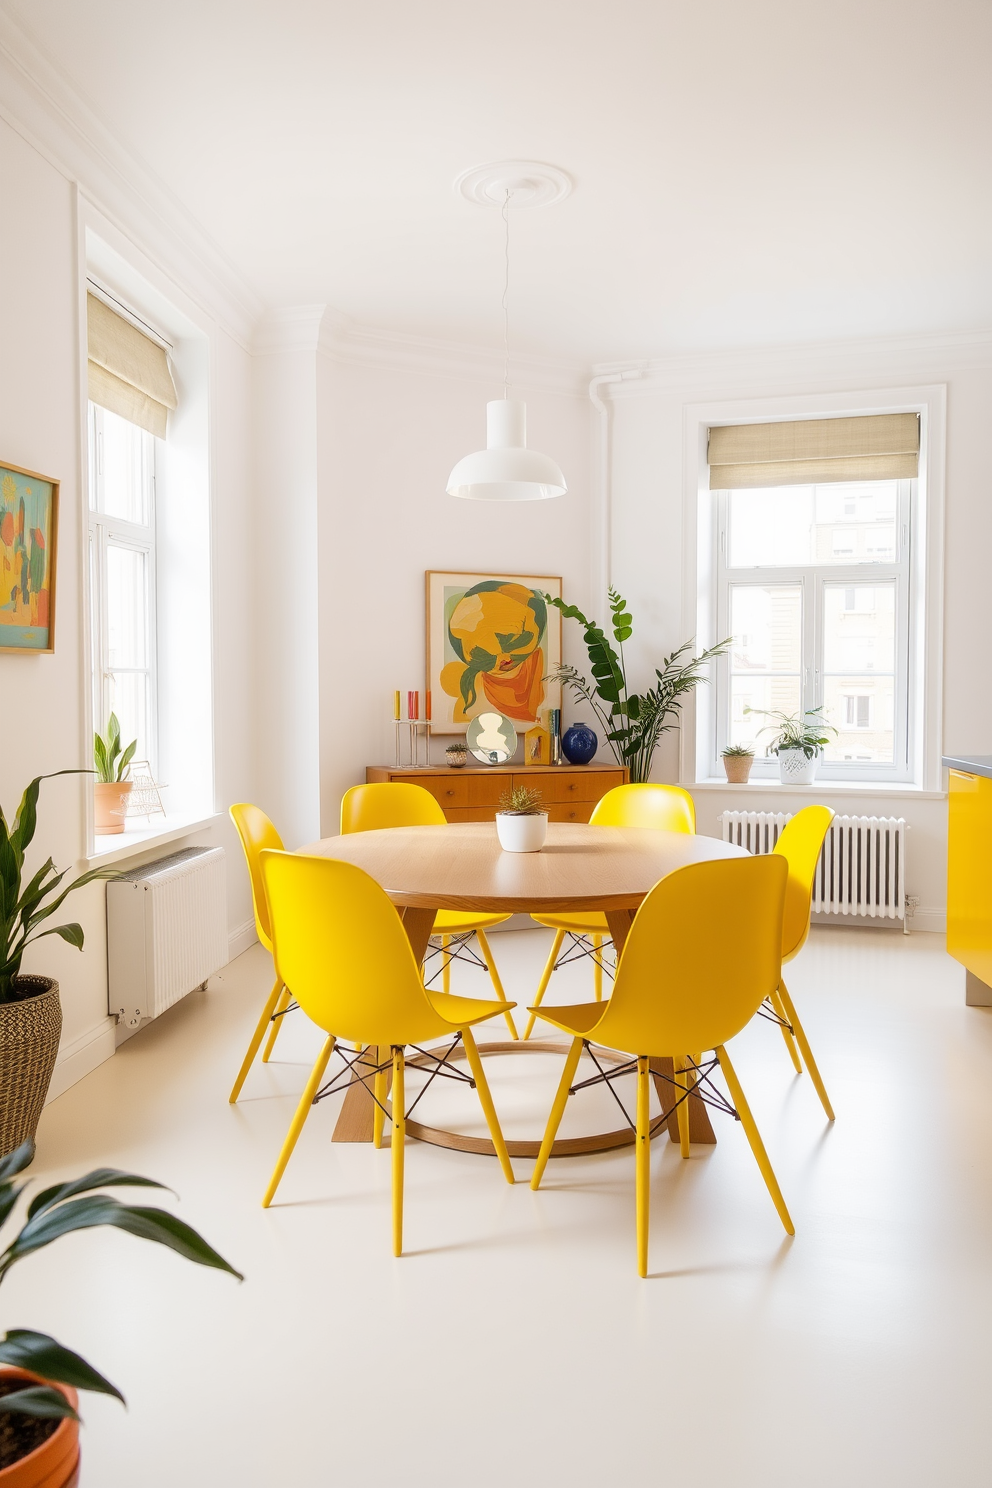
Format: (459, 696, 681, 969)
(545, 590, 730, 784)
(0, 1140, 241, 1432)
(1, 772, 111, 1004)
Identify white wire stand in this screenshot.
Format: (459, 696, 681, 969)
(393, 720, 431, 767)
(123, 761, 167, 820)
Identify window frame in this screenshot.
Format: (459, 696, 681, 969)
(710, 477, 916, 784)
(87, 401, 158, 775)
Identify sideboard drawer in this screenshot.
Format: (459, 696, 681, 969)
(390, 773, 470, 809)
(467, 774, 504, 807)
(518, 770, 625, 804)
(547, 802, 595, 823)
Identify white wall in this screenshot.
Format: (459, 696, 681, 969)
(315, 339, 597, 832)
(0, 113, 259, 1097)
(605, 334, 992, 928)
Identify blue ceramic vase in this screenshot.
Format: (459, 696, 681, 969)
(561, 723, 598, 765)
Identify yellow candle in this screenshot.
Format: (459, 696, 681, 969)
(393, 690, 401, 720)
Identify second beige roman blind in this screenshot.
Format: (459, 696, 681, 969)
(708, 413, 919, 490)
(87, 293, 178, 439)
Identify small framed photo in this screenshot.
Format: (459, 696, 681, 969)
(0, 461, 59, 654)
(426, 570, 562, 735)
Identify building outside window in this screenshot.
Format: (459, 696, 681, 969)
(713, 477, 913, 781)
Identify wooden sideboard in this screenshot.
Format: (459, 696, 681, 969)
(364, 762, 628, 823)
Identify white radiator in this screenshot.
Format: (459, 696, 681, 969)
(721, 811, 908, 924)
(108, 847, 228, 1028)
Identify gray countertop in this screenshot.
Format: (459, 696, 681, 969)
(943, 755, 992, 780)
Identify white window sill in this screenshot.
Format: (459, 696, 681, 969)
(84, 813, 223, 868)
(689, 780, 946, 801)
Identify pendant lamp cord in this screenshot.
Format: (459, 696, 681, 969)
(502, 189, 512, 399)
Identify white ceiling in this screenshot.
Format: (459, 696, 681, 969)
(4, 0, 991, 361)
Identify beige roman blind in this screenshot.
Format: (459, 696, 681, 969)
(707, 413, 919, 490)
(87, 293, 178, 439)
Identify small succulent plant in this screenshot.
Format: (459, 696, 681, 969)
(721, 744, 755, 758)
(498, 785, 545, 816)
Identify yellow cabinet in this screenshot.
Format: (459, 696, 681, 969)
(947, 769, 992, 989)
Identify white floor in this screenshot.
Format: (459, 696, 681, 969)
(13, 925, 992, 1486)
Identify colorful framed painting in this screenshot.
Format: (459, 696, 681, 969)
(426, 570, 562, 736)
(0, 462, 59, 654)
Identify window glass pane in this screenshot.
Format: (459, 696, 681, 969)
(106, 544, 148, 669)
(99, 406, 149, 524)
(729, 480, 898, 567)
(821, 581, 896, 762)
(729, 584, 802, 750)
(108, 670, 149, 766)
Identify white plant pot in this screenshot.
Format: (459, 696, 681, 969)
(496, 812, 548, 853)
(777, 748, 819, 785)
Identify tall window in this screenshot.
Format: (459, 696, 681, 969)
(88, 403, 157, 768)
(714, 478, 913, 781)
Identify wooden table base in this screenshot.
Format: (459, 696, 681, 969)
(332, 1039, 716, 1157)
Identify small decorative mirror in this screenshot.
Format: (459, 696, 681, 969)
(466, 711, 517, 765)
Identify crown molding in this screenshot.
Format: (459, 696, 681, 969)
(252, 305, 328, 356)
(317, 313, 591, 397)
(0, 10, 264, 348)
(594, 325, 992, 399)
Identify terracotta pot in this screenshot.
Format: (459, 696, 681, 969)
(722, 754, 754, 784)
(94, 780, 133, 835)
(0, 1370, 79, 1487)
(0, 978, 61, 1160)
(496, 812, 548, 853)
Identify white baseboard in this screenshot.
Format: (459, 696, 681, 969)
(47, 1016, 117, 1104)
(228, 918, 258, 959)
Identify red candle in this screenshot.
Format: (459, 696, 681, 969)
(425, 690, 432, 721)
(408, 690, 419, 720)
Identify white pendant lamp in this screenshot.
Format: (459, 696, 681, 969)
(447, 162, 570, 502)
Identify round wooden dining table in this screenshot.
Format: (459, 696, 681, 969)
(299, 821, 748, 1158)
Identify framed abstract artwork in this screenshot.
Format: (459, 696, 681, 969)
(426, 570, 562, 735)
(0, 462, 59, 654)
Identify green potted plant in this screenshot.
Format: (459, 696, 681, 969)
(1, 773, 113, 1160)
(0, 1139, 240, 1484)
(444, 743, 468, 769)
(544, 589, 730, 784)
(495, 785, 547, 853)
(721, 744, 755, 784)
(93, 715, 136, 836)
(745, 706, 837, 784)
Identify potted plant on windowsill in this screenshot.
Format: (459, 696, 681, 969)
(721, 745, 755, 784)
(495, 785, 548, 853)
(0, 1139, 241, 1485)
(1, 773, 114, 1162)
(745, 706, 837, 785)
(93, 715, 136, 836)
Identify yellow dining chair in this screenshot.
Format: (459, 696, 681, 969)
(766, 805, 836, 1120)
(260, 851, 516, 1254)
(529, 854, 792, 1277)
(524, 783, 697, 1039)
(228, 803, 297, 1102)
(341, 782, 518, 1038)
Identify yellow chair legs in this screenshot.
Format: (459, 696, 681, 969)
(391, 1046, 405, 1257)
(261, 984, 292, 1062)
(461, 1027, 515, 1185)
(530, 1036, 584, 1189)
(441, 934, 451, 994)
(373, 1057, 388, 1149)
(716, 1044, 794, 1236)
(593, 933, 603, 1001)
(524, 929, 566, 1040)
(229, 976, 286, 1103)
(476, 930, 519, 1039)
(672, 1054, 691, 1158)
(770, 986, 803, 1074)
(776, 980, 835, 1120)
(636, 1055, 651, 1277)
(262, 1035, 336, 1207)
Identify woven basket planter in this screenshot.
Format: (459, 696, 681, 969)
(0, 977, 61, 1160)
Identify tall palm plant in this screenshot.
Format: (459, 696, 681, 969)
(546, 589, 730, 784)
